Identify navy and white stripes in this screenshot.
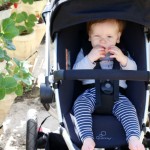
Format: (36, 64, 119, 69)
(73, 87, 140, 142)
(113, 94, 140, 141)
(73, 88, 96, 141)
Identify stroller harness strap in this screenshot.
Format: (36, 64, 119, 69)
(93, 60, 120, 114)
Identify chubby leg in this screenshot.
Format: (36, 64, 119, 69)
(73, 88, 96, 150)
(113, 94, 144, 150)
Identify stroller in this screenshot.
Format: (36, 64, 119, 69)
(26, 0, 150, 149)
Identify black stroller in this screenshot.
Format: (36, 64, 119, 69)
(26, 0, 150, 149)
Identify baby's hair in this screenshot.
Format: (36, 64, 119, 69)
(87, 19, 126, 34)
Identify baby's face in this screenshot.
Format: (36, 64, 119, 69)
(89, 20, 121, 53)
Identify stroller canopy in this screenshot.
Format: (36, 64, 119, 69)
(43, 0, 150, 40)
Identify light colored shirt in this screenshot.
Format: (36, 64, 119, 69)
(73, 49, 137, 88)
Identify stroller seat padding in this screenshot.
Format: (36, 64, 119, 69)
(64, 113, 127, 148)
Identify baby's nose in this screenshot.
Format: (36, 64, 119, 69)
(99, 38, 107, 44)
(99, 39, 107, 47)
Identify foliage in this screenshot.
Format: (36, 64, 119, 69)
(22, 0, 33, 4)
(0, 0, 18, 5)
(21, 0, 42, 5)
(10, 11, 37, 35)
(0, 1, 11, 10)
(0, 0, 19, 10)
(0, 58, 33, 100)
(0, 0, 37, 10)
(0, 17, 34, 100)
(0, 17, 19, 61)
(0, 0, 39, 100)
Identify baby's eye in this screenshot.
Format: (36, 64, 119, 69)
(107, 36, 112, 38)
(94, 35, 100, 38)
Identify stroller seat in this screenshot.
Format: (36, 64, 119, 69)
(57, 22, 147, 149)
(65, 113, 126, 148)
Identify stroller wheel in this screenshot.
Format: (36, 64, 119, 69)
(26, 109, 38, 150)
(40, 83, 54, 104)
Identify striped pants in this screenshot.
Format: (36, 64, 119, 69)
(73, 87, 140, 142)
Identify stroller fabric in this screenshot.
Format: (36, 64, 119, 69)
(44, 0, 150, 40)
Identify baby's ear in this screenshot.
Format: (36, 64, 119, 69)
(88, 37, 91, 41)
(117, 32, 121, 43)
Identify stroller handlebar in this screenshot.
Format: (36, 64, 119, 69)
(53, 70, 150, 82)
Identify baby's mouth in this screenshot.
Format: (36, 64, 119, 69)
(99, 45, 106, 49)
(100, 45, 109, 51)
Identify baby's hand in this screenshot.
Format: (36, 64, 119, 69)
(108, 46, 128, 67)
(87, 46, 106, 63)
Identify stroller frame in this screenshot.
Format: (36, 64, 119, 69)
(26, 0, 150, 150)
(45, 14, 77, 149)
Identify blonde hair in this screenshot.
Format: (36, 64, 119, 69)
(87, 19, 126, 35)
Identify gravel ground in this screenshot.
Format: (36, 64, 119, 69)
(0, 90, 59, 150)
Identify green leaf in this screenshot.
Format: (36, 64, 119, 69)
(0, 77, 5, 88)
(0, 50, 11, 61)
(22, 0, 28, 3)
(13, 74, 21, 82)
(26, 28, 33, 34)
(6, 61, 14, 75)
(0, 88, 5, 100)
(21, 12, 28, 19)
(5, 76, 17, 89)
(28, 14, 37, 22)
(2, 18, 15, 32)
(13, 67, 19, 74)
(2, 18, 19, 39)
(0, 49, 5, 59)
(16, 12, 27, 23)
(0, 33, 3, 37)
(13, 58, 21, 66)
(28, 0, 33, 4)
(3, 27, 19, 39)
(25, 21, 35, 28)
(10, 12, 17, 20)
(22, 78, 32, 85)
(22, 0, 33, 4)
(10, 0, 19, 3)
(6, 87, 16, 94)
(5, 42, 16, 50)
(9, 12, 37, 36)
(17, 25, 26, 35)
(15, 83, 23, 96)
(4, 54, 11, 61)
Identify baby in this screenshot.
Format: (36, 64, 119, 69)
(73, 19, 145, 150)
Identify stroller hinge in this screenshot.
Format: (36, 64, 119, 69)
(53, 82, 59, 89)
